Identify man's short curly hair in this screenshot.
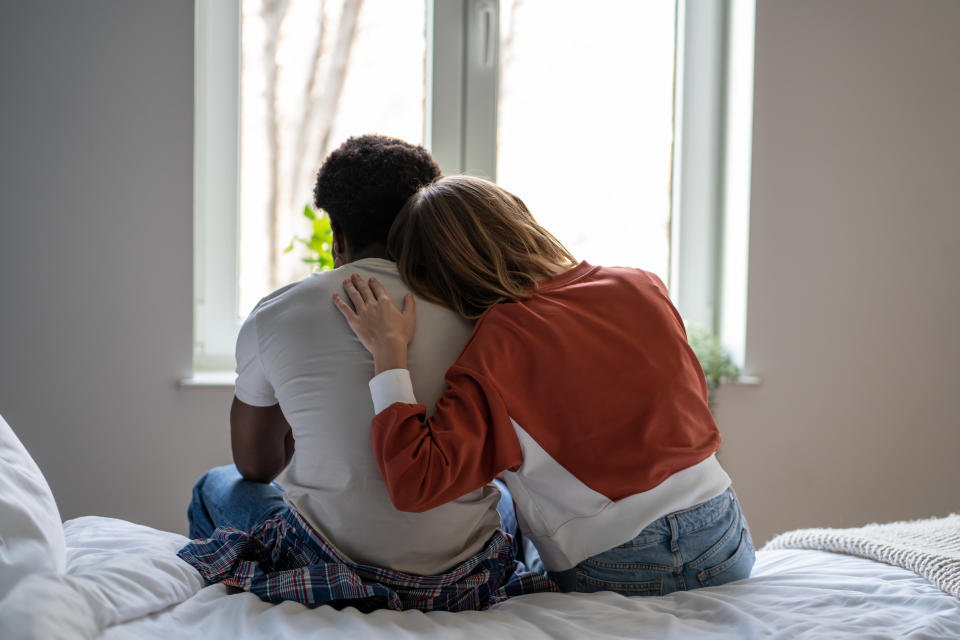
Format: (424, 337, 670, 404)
(313, 134, 442, 253)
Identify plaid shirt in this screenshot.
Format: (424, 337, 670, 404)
(177, 507, 557, 612)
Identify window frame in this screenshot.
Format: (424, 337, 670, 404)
(193, 0, 242, 372)
(427, 0, 499, 178)
(190, 0, 756, 376)
(671, 0, 756, 369)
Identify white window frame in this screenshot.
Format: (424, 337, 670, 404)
(193, 0, 241, 373)
(189, 0, 756, 378)
(718, 0, 757, 370)
(671, 0, 756, 369)
(426, 0, 499, 178)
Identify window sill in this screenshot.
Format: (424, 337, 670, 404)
(728, 375, 762, 387)
(179, 372, 760, 390)
(179, 371, 236, 389)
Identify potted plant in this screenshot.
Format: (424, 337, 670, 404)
(686, 325, 740, 415)
(285, 205, 335, 270)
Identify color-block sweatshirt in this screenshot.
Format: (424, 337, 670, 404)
(367, 262, 732, 572)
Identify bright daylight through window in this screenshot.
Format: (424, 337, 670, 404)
(497, 1, 675, 281)
(239, 0, 427, 315)
(237, 0, 675, 318)
(193, 0, 754, 375)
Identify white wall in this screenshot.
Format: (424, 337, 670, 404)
(0, 0, 232, 535)
(715, 0, 960, 543)
(1, 0, 957, 542)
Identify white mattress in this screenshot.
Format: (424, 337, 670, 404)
(47, 516, 960, 640)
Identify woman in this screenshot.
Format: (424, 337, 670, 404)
(332, 175, 755, 595)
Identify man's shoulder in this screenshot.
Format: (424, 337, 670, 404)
(249, 263, 396, 315)
(246, 262, 414, 342)
(248, 281, 302, 316)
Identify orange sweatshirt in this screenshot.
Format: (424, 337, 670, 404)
(368, 262, 731, 571)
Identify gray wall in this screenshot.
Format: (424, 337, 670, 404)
(715, 0, 960, 543)
(0, 0, 233, 534)
(1, 0, 958, 540)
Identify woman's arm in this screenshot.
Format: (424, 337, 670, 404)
(367, 364, 523, 511)
(333, 274, 523, 511)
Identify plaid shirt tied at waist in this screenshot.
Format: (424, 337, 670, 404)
(177, 507, 557, 612)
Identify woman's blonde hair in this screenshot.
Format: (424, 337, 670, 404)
(387, 175, 577, 319)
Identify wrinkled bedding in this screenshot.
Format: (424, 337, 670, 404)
(57, 517, 960, 640)
(2, 410, 959, 639)
(766, 514, 960, 598)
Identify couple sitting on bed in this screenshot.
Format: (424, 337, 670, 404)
(180, 134, 755, 610)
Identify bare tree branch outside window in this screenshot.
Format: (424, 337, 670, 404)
(289, 0, 365, 215)
(238, 1, 672, 319)
(239, 0, 425, 316)
(259, 0, 291, 290)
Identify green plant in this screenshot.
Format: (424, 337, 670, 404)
(285, 205, 335, 271)
(686, 325, 740, 414)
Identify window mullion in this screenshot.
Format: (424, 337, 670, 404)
(426, 0, 466, 175)
(462, 0, 499, 180)
(426, 0, 499, 178)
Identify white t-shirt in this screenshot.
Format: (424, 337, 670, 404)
(234, 258, 501, 575)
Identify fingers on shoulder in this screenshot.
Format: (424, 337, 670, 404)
(350, 273, 374, 299)
(332, 293, 355, 316)
(368, 277, 391, 299)
(343, 278, 366, 307)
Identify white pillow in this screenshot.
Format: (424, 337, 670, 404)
(0, 573, 97, 640)
(0, 413, 67, 599)
(0, 517, 203, 637)
(62, 516, 205, 628)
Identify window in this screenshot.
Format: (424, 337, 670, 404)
(237, 0, 427, 315)
(495, 1, 676, 279)
(672, 0, 756, 366)
(192, 0, 756, 375)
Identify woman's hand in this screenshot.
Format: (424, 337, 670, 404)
(333, 274, 416, 375)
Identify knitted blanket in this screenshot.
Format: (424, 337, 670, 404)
(764, 514, 960, 599)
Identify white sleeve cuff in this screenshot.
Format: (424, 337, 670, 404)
(369, 369, 418, 414)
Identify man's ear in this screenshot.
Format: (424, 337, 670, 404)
(331, 223, 347, 267)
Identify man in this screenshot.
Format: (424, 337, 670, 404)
(186, 135, 503, 577)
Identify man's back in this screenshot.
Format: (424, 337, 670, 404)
(235, 258, 501, 575)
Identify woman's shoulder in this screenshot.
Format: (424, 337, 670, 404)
(532, 263, 669, 300)
(595, 263, 663, 282)
(451, 300, 536, 370)
(587, 265, 670, 298)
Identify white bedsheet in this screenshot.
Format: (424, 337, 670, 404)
(52, 516, 960, 640)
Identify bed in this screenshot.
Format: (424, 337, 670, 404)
(3, 415, 959, 639)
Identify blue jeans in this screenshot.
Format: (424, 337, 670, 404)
(187, 465, 288, 540)
(493, 479, 545, 575)
(550, 488, 755, 596)
(187, 467, 542, 576)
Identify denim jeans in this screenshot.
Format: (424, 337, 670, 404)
(493, 479, 544, 575)
(187, 467, 540, 576)
(187, 465, 288, 540)
(550, 488, 755, 596)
